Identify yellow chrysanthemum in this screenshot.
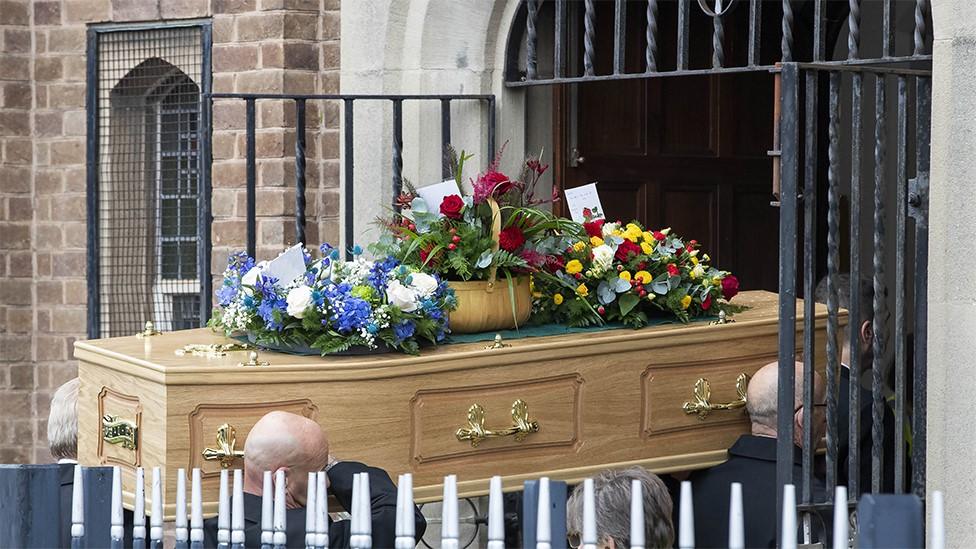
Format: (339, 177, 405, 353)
(712, 277, 722, 286)
(553, 293, 564, 305)
(623, 223, 642, 242)
(619, 271, 632, 281)
(572, 241, 587, 252)
(590, 236, 605, 247)
(576, 284, 589, 297)
(642, 231, 654, 243)
(681, 295, 692, 309)
(565, 259, 584, 275)
(640, 242, 654, 255)
(691, 256, 699, 266)
(634, 270, 652, 284)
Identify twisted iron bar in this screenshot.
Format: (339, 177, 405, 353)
(526, 0, 538, 80)
(646, 0, 659, 72)
(848, 0, 861, 59)
(914, 0, 928, 56)
(871, 75, 887, 493)
(295, 99, 307, 246)
(712, 0, 725, 68)
(825, 71, 841, 495)
(392, 99, 404, 207)
(584, 0, 596, 76)
(781, 0, 793, 62)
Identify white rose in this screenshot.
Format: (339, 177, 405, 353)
(286, 286, 314, 318)
(386, 280, 419, 312)
(408, 272, 439, 297)
(591, 245, 614, 274)
(601, 222, 620, 238)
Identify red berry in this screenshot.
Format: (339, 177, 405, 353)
(408, 224, 416, 231)
(598, 306, 606, 315)
(574, 273, 582, 280)
(448, 243, 457, 251)
(452, 235, 461, 243)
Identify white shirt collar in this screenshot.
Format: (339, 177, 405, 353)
(57, 458, 78, 464)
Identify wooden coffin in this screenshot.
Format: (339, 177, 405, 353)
(75, 290, 843, 518)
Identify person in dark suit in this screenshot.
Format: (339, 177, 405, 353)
(203, 411, 425, 549)
(681, 361, 826, 548)
(51, 378, 136, 548)
(814, 274, 897, 494)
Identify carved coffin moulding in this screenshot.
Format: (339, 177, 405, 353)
(188, 399, 318, 478)
(410, 373, 583, 465)
(97, 386, 142, 468)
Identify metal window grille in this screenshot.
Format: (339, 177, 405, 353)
(87, 22, 212, 338)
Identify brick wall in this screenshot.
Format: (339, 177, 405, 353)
(0, 0, 340, 464)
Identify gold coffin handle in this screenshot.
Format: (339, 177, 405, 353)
(682, 373, 750, 421)
(102, 414, 138, 451)
(455, 399, 540, 447)
(202, 423, 245, 468)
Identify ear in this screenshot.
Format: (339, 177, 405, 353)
(859, 320, 873, 345)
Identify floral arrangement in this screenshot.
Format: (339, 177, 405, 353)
(371, 147, 583, 282)
(531, 216, 740, 327)
(209, 245, 457, 355)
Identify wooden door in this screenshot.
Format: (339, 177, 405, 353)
(556, 1, 780, 291)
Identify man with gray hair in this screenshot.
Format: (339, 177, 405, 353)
(566, 467, 674, 548)
(682, 361, 826, 548)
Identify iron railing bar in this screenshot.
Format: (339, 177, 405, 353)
(910, 75, 931, 499)
(914, 0, 929, 56)
(794, 61, 932, 76)
(748, 0, 761, 67)
(812, 0, 824, 62)
(487, 95, 496, 159)
(893, 75, 908, 494)
(825, 70, 841, 497)
(848, 0, 860, 60)
(776, 61, 800, 543)
(613, 0, 627, 74)
(645, 0, 658, 72)
(527, 0, 539, 80)
(554, 0, 566, 78)
(245, 99, 256, 258)
(801, 68, 818, 506)
(883, 0, 895, 59)
(441, 99, 452, 180)
(848, 69, 863, 497)
(583, 0, 596, 77)
(392, 99, 404, 211)
(85, 27, 101, 339)
(677, 0, 689, 70)
(199, 21, 214, 325)
(207, 93, 495, 101)
(343, 99, 354, 260)
(712, 0, 725, 69)
(295, 98, 307, 246)
(782, 0, 794, 62)
(870, 73, 887, 495)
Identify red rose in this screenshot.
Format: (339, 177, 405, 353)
(702, 295, 713, 311)
(667, 263, 679, 277)
(584, 219, 605, 238)
(653, 231, 666, 241)
(439, 194, 464, 219)
(498, 225, 526, 252)
(722, 275, 739, 300)
(615, 240, 641, 261)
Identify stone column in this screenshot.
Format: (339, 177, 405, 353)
(927, 1, 976, 545)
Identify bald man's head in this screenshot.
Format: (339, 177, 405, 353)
(243, 411, 329, 507)
(745, 361, 826, 447)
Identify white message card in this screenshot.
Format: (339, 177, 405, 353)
(563, 182, 605, 223)
(416, 179, 463, 217)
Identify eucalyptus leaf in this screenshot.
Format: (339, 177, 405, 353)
(614, 278, 631, 293)
(597, 280, 616, 305)
(619, 293, 639, 316)
(475, 250, 494, 269)
(410, 197, 429, 213)
(668, 275, 682, 291)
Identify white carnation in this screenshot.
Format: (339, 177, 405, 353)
(408, 272, 439, 297)
(286, 286, 314, 318)
(591, 245, 614, 274)
(386, 280, 419, 312)
(601, 222, 620, 238)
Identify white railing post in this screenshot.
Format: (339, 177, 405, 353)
(581, 478, 597, 549)
(630, 479, 645, 549)
(218, 469, 230, 549)
(176, 468, 188, 549)
(110, 466, 124, 549)
(231, 470, 245, 549)
(728, 482, 744, 549)
(273, 470, 287, 549)
(442, 474, 460, 549)
(261, 471, 274, 549)
(150, 467, 163, 549)
(537, 477, 551, 549)
(678, 481, 694, 549)
(191, 468, 204, 549)
(133, 466, 146, 549)
(306, 472, 318, 549)
(487, 476, 505, 549)
(833, 486, 848, 549)
(314, 471, 328, 549)
(780, 484, 797, 549)
(931, 490, 945, 549)
(70, 465, 84, 549)
(395, 473, 415, 549)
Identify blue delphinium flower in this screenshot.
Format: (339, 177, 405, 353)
(367, 257, 400, 292)
(332, 296, 371, 334)
(216, 280, 239, 307)
(319, 243, 333, 255)
(254, 274, 286, 330)
(393, 320, 415, 342)
(227, 251, 255, 275)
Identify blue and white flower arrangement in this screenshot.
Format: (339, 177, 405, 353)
(209, 243, 457, 355)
